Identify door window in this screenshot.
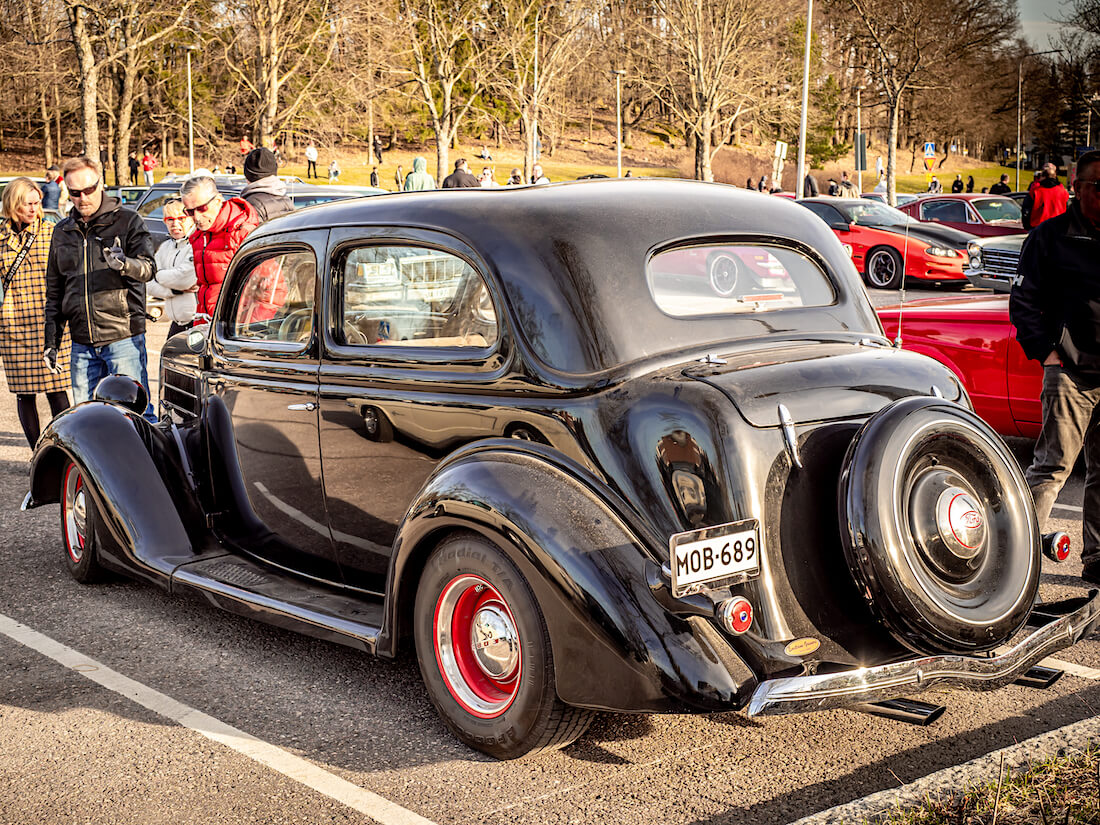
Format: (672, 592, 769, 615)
(229, 250, 317, 343)
(338, 245, 498, 349)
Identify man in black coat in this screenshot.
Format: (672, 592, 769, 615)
(441, 159, 480, 189)
(1009, 149, 1100, 582)
(241, 147, 294, 222)
(44, 156, 157, 419)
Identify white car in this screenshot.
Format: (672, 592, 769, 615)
(964, 234, 1025, 292)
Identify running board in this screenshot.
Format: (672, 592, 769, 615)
(851, 698, 946, 725)
(171, 555, 383, 654)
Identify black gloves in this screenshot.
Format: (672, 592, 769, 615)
(43, 348, 61, 374)
(103, 236, 126, 271)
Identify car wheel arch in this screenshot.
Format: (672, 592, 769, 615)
(383, 445, 754, 712)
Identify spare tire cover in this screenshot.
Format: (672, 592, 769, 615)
(839, 396, 1039, 654)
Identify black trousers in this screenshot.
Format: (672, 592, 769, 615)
(306, 160, 317, 178)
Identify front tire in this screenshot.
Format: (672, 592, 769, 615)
(61, 461, 107, 583)
(414, 531, 593, 759)
(864, 246, 904, 289)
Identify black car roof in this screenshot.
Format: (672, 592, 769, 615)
(248, 179, 879, 375)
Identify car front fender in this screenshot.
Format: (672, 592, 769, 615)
(26, 402, 195, 587)
(386, 443, 757, 714)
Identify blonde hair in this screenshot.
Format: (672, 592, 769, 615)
(61, 156, 102, 179)
(1, 177, 44, 222)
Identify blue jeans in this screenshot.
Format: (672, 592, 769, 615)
(70, 334, 156, 422)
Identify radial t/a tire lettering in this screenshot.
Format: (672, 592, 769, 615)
(60, 460, 107, 584)
(414, 531, 593, 759)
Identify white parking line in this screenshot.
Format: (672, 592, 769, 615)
(0, 612, 436, 825)
(1053, 502, 1083, 513)
(1040, 656, 1100, 680)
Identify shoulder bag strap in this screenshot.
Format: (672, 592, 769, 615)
(2, 229, 38, 294)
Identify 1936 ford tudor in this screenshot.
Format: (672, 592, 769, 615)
(24, 180, 1099, 759)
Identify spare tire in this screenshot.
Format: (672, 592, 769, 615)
(839, 396, 1039, 655)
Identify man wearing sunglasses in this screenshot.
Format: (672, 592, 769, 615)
(181, 175, 260, 321)
(42, 156, 157, 421)
(1010, 149, 1100, 584)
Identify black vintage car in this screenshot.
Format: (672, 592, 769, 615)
(24, 180, 1099, 759)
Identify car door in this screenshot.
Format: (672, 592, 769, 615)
(206, 232, 343, 582)
(803, 202, 869, 268)
(317, 230, 508, 593)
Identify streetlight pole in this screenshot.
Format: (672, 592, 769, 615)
(795, 0, 813, 199)
(1016, 49, 1061, 191)
(613, 69, 625, 177)
(185, 46, 196, 174)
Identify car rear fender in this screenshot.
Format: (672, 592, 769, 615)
(26, 402, 196, 587)
(386, 442, 757, 713)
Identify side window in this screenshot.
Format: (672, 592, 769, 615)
(802, 202, 842, 225)
(230, 250, 317, 343)
(137, 191, 178, 219)
(339, 245, 498, 349)
(923, 200, 966, 223)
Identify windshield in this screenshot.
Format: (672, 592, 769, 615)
(840, 201, 911, 227)
(972, 198, 1021, 223)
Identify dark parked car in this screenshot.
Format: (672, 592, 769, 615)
(24, 181, 1098, 759)
(132, 177, 387, 246)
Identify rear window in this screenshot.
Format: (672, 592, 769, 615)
(647, 244, 834, 317)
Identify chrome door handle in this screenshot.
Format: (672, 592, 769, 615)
(287, 402, 317, 412)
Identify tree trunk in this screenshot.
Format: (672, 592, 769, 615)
(67, 3, 100, 158)
(115, 43, 138, 192)
(886, 95, 900, 207)
(39, 88, 53, 167)
(695, 111, 714, 181)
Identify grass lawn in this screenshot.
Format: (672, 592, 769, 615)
(893, 164, 1023, 194)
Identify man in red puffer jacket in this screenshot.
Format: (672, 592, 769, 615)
(180, 176, 261, 319)
(1022, 162, 1069, 230)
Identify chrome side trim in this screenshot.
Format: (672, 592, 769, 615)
(747, 590, 1100, 717)
(20, 491, 33, 511)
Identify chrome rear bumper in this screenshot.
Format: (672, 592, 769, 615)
(747, 590, 1100, 718)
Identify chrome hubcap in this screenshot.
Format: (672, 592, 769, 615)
(908, 468, 988, 582)
(470, 605, 520, 680)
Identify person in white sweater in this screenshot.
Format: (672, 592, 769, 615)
(148, 199, 198, 337)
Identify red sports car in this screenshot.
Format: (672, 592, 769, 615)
(800, 198, 974, 289)
(898, 194, 1025, 237)
(877, 293, 1041, 438)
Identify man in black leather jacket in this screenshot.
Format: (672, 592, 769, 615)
(43, 156, 156, 419)
(1009, 149, 1100, 582)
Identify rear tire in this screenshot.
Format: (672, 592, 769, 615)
(414, 531, 593, 759)
(864, 246, 904, 289)
(60, 461, 107, 584)
(707, 253, 741, 297)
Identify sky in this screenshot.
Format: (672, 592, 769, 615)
(1018, 0, 1072, 49)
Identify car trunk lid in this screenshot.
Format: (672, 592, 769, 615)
(682, 341, 954, 428)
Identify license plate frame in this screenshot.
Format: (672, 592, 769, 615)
(668, 519, 761, 598)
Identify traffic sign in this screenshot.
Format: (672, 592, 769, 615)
(924, 141, 936, 159)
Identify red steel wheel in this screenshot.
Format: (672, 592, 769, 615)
(433, 574, 521, 718)
(414, 531, 593, 759)
(60, 460, 107, 583)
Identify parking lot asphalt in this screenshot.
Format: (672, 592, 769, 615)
(1, 288, 1098, 825)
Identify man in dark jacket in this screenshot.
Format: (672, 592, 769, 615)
(1022, 163, 1069, 230)
(1009, 149, 1100, 582)
(241, 147, 294, 222)
(441, 159, 480, 188)
(990, 173, 1011, 195)
(44, 156, 157, 419)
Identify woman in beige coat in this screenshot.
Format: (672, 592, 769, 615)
(0, 178, 71, 447)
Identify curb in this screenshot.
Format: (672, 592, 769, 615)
(788, 714, 1100, 824)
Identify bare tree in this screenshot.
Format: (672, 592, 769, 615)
(219, 0, 339, 147)
(393, 0, 494, 184)
(488, 0, 598, 179)
(832, 0, 1014, 204)
(627, 0, 798, 181)
(58, 0, 193, 159)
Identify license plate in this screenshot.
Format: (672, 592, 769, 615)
(669, 519, 761, 597)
